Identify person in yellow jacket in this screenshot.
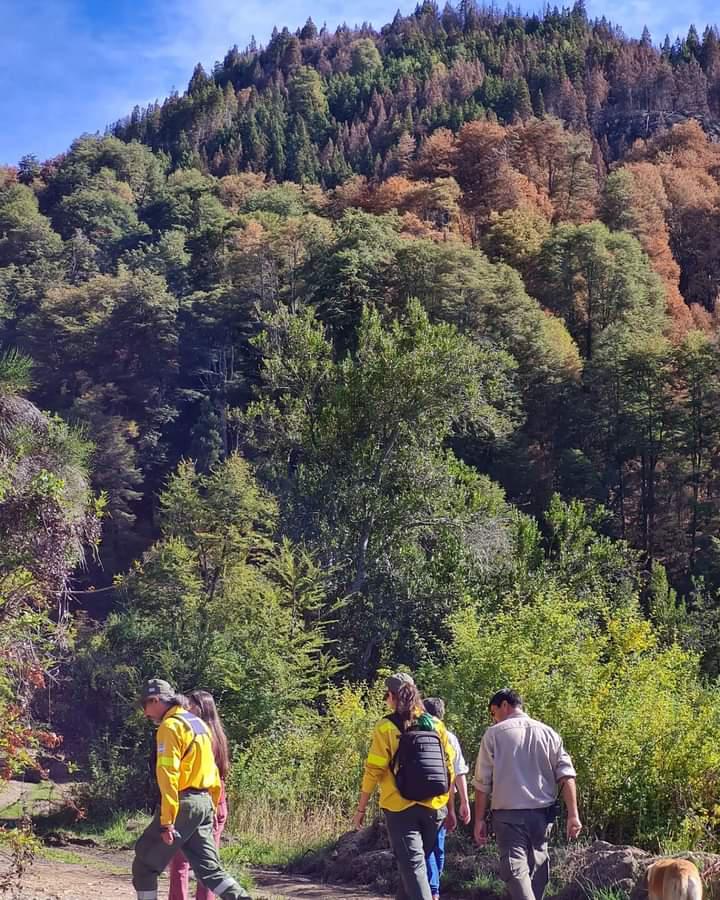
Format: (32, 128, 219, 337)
(131, 678, 249, 900)
(353, 673, 455, 900)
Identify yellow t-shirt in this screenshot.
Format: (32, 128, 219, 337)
(156, 705, 221, 825)
(360, 712, 455, 812)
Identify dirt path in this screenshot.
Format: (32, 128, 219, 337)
(253, 869, 389, 900)
(0, 847, 135, 899)
(0, 849, 389, 900)
(0, 781, 389, 900)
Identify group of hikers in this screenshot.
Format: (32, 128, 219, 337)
(353, 674, 581, 900)
(133, 673, 581, 900)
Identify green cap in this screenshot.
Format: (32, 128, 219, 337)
(140, 678, 175, 703)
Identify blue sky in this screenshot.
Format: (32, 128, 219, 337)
(1, 0, 717, 166)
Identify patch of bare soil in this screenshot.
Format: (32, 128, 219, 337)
(0, 848, 141, 899)
(1, 849, 390, 900)
(253, 868, 391, 900)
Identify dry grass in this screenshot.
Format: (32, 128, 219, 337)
(225, 800, 348, 867)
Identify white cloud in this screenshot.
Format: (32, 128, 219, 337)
(1, 0, 418, 162)
(3, 0, 717, 164)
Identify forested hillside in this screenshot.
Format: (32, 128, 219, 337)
(4, 0, 720, 849)
(111, 2, 720, 182)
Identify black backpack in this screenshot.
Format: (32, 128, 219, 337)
(387, 713, 450, 802)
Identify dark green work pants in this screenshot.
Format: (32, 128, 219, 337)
(132, 790, 249, 900)
(384, 804, 447, 900)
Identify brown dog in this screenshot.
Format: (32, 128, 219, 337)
(647, 859, 702, 900)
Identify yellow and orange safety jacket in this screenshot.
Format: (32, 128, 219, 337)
(360, 711, 455, 813)
(156, 705, 221, 826)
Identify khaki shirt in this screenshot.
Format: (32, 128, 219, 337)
(472, 711, 576, 810)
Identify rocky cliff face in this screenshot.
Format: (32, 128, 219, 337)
(600, 110, 720, 159)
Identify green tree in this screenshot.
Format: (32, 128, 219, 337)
(73, 456, 336, 756)
(308, 210, 403, 345)
(350, 39, 382, 75)
(0, 183, 63, 267)
(0, 351, 100, 778)
(483, 208, 552, 275)
(54, 169, 150, 266)
(286, 116, 321, 184)
(391, 239, 582, 390)
(43, 135, 165, 209)
(0, 183, 67, 344)
(599, 169, 636, 232)
(244, 299, 517, 674)
(673, 332, 720, 572)
(289, 67, 329, 121)
(535, 222, 666, 359)
(149, 169, 228, 237)
(21, 269, 179, 567)
(588, 328, 677, 558)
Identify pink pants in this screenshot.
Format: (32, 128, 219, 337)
(167, 792, 228, 900)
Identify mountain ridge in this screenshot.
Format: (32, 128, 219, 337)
(104, 2, 720, 182)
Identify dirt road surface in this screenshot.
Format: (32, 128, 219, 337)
(1, 850, 388, 900)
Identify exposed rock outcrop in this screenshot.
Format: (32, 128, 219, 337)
(293, 825, 720, 899)
(600, 110, 720, 159)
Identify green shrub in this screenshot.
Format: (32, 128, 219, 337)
(228, 682, 386, 816)
(425, 583, 720, 848)
(73, 740, 151, 820)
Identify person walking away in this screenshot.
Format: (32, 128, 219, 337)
(132, 678, 249, 900)
(423, 698, 471, 900)
(352, 673, 455, 900)
(472, 688, 582, 900)
(169, 690, 231, 900)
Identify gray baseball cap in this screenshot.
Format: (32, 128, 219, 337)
(140, 678, 175, 704)
(385, 672, 415, 693)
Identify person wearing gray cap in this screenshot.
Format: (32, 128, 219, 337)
(353, 673, 455, 900)
(131, 678, 250, 900)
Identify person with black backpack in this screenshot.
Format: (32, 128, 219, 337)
(352, 673, 455, 900)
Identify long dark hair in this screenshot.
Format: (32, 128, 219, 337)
(394, 682, 424, 732)
(189, 690, 231, 780)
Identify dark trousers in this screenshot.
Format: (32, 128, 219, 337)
(492, 808, 553, 900)
(384, 805, 446, 900)
(132, 791, 248, 900)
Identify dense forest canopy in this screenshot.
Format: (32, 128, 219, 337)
(4, 0, 720, 848)
(110, 1, 720, 181)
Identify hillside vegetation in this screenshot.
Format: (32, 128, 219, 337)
(3, 1, 720, 853)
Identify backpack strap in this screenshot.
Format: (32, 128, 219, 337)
(385, 712, 404, 731)
(386, 712, 416, 774)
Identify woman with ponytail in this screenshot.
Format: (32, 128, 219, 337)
(168, 691, 230, 900)
(353, 673, 455, 900)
